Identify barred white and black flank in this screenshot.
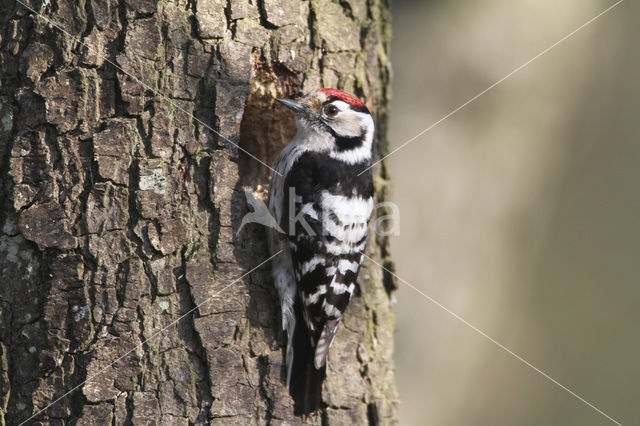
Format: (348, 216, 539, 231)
(267, 88, 374, 414)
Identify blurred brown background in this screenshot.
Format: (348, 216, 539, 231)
(389, 0, 639, 424)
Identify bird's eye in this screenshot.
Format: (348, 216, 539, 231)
(324, 104, 339, 117)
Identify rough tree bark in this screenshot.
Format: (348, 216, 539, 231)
(0, 0, 396, 424)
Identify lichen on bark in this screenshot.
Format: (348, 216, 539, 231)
(0, 0, 395, 424)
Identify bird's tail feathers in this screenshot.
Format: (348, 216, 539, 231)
(289, 297, 326, 415)
(313, 319, 339, 369)
(285, 315, 295, 388)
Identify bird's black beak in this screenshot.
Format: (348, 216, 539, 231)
(275, 98, 306, 114)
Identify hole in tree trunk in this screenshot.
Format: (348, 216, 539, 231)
(237, 58, 300, 194)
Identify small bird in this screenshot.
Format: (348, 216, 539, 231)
(267, 88, 375, 414)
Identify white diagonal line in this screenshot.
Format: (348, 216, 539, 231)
(15, 0, 281, 176)
(359, 0, 624, 176)
(361, 252, 623, 425)
(18, 251, 282, 426)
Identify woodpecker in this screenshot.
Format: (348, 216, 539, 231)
(267, 88, 374, 414)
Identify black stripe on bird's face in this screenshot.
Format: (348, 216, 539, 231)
(313, 120, 366, 152)
(334, 134, 364, 152)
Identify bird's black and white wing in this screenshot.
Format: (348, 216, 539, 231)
(284, 151, 374, 369)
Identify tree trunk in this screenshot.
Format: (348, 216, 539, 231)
(0, 0, 396, 424)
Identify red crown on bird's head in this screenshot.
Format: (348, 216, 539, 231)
(316, 88, 364, 108)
